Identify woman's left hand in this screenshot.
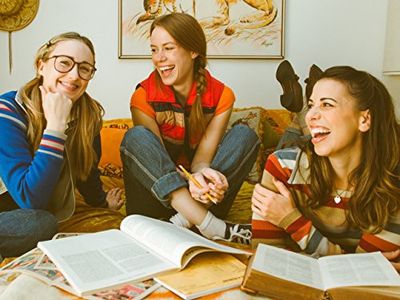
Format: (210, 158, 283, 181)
(190, 167, 228, 205)
(105, 188, 124, 210)
(382, 249, 400, 272)
(251, 178, 295, 226)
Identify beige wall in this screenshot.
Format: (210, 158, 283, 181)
(0, 0, 392, 119)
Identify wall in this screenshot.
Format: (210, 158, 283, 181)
(382, 0, 400, 117)
(0, 0, 392, 119)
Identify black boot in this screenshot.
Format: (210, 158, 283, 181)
(276, 60, 304, 113)
(304, 64, 323, 100)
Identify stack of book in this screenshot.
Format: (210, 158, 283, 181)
(3, 215, 400, 299)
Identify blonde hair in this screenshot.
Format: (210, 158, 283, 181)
(150, 13, 208, 139)
(21, 32, 104, 181)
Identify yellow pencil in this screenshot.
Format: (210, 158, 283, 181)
(178, 165, 217, 204)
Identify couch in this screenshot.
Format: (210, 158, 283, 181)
(56, 107, 292, 233)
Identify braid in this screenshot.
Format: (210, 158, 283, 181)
(189, 57, 207, 140)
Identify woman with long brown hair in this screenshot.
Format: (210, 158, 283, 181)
(121, 13, 260, 243)
(0, 32, 123, 260)
(251, 66, 400, 269)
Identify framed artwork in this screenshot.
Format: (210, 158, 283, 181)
(118, 0, 285, 59)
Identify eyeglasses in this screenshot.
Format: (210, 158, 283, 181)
(47, 55, 96, 80)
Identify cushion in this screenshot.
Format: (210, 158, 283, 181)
(58, 187, 125, 233)
(99, 119, 133, 178)
(227, 107, 265, 183)
(259, 109, 293, 172)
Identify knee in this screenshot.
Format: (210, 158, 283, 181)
(0, 209, 58, 257)
(121, 126, 146, 148)
(121, 126, 159, 154)
(28, 209, 58, 240)
(230, 124, 260, 145)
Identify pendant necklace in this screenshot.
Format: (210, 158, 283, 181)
(334, 190, 345, 204)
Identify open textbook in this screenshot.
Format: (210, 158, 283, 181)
(241, 243, 400, 300)
(38, 214, 251, 296)
(155, 252, 247, 299)
(0, 233, 159, 300)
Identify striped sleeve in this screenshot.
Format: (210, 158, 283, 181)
(0, 93, 67, 209)
(253, 148, 343, 256)
(252, 149, 298, 250)
(357, 218, 400, 253)
(39, 130, 66, 159)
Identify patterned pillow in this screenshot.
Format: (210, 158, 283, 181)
(259, 109, 293, 173)
(99, 119, 133, 178)
(227, 107, 265, 183)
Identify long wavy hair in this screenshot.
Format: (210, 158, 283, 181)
(305, 66, 400, 233)
(150, 13, 208, 139)
(21, 32, 104, 181)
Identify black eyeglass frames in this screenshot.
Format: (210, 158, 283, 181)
(46, 55, 96, 80)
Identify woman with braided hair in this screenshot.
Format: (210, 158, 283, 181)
(121, 13, 260, 243)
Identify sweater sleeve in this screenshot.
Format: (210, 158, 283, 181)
(76, 134, 107, 207)
(265, 151, 400, 256)
(255, 149, 344, 256)
(0, 95, 66, 209)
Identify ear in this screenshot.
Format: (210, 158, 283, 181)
(37, 59, 45, 77)
(358, 109, 371, 132)
(191, 51, 199, 59)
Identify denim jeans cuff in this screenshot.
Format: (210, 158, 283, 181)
(151, 172, 187, 208)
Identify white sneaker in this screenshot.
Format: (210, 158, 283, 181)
(213, 223, 252, 245)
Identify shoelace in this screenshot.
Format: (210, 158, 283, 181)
(229, 224, 252, 244)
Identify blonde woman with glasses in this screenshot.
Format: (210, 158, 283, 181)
(0, 32, 123, 260)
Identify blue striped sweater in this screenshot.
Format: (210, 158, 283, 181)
(0, 90, 106, 214)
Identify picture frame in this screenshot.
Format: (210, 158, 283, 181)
(118, 0, 285, 59)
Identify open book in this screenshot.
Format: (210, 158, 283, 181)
(155, 252, 247, 299)
(38, 214, 251, 296)
(241, 244, 400, 300)
(0, 234, 160, 300)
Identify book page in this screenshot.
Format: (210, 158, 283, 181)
(251, 244, 324, 289)
(0, 246, 162, 300)
(155, 253, 246, 299)
(319, 252, 400, 290)
(121, 215, 250, 268)
(35, 232, 83, 271)
(38, 229, 176, 295)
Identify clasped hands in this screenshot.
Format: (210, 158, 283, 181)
(181, 167, 228, 205)
(251, 177, 296, 226)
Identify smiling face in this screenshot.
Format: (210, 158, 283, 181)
(150, 26, 198, 97)
(305, 79, 371, 160)
(38, 40, 94, 102)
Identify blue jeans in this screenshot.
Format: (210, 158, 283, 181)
(276, 127, 311, 150)
(0, 209, 58, 259)
(120, 124, 260, 220)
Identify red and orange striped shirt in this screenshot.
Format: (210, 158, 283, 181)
(252, 147, 400, 256)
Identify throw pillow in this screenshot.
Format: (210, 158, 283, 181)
(259, 109, 293, 172)
(227, 107, 265, 184)
(99, 119, 133, 178)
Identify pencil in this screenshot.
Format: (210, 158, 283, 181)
(178, 165, 217, 204)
